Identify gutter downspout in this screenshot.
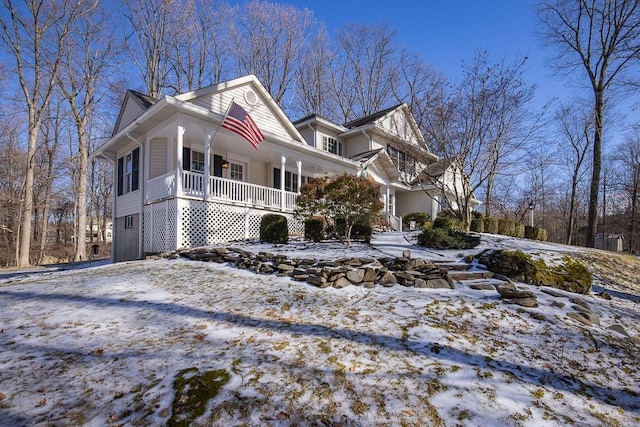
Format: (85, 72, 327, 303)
(96, 152, 116, 263)
(126, 132, 145, 260)
(361, 129, 372, 151)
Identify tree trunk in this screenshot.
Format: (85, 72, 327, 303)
(74, 125, 88, 261)
(586, 90, 604, 247)
(18, 124, 38, 267)
(567, 170, 580, 245)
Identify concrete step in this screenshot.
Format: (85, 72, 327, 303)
(447, 270, 494, 281)
(434, 262, 471, 271)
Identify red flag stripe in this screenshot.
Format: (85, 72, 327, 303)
(221, 101, 265, 149)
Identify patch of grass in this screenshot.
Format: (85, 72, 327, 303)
(531, 388, 545, 400)
(169, 367, 230, 427)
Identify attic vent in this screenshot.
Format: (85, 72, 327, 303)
(244, 90, 257, 105)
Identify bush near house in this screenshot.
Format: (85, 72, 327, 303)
(483, 218, 499, 234)
(433, 216, 465, 232)
(470, 218, 485, 233)
(417, 227, 480, 250)
(260, 214, 288, 244)
(514, 222, 525, 238)
(335, 218, 373, 243)
(304, 218, 324, 242)
(498, 219, 516, 237)
(402, 212, 430, 230)
(525, 225, 548, 241)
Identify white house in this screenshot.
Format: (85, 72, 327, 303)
(96, 75, 479, 262)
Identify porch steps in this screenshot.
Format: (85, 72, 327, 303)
(433, 262, 495, 282)
(447, 270, 495, 281)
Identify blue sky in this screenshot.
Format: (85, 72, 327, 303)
(283, 0, 567, 104)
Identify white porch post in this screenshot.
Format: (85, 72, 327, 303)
(431, 197, 439, 220)
(386, 185, 390, 214)
(176, 123, 185, 196)
(280, 155, 286, 210)
(296, 159, 302, 192)
(204, 129, 211, 199)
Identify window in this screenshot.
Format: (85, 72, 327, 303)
(322, 135, 342, 156)
(191, 151, 205, 173)
(117, 147, 139, 196)
(124, 215, 134, 229)
(386, 145, 413, 173)
(273, 168, 307, 192)
(229, 162, 243, 181)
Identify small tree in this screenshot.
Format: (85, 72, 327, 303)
(295, 174, 383, 246)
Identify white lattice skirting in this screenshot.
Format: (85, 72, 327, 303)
(144, 198, 303, 253)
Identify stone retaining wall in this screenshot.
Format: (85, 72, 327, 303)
(172, 247, 455, 290)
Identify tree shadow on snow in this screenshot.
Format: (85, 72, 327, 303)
(1, 288, 638, 412)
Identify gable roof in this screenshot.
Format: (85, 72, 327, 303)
(111, 90, 158, 136)
(174, 75, 305, 143)
(410, 158, 454, 186)
(343, 104, 403, 129)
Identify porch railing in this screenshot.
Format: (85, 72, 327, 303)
(384, 212, 402, 231)
(178, 170, 298, 211)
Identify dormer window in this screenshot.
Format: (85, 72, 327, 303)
(322, 135, 342, 156)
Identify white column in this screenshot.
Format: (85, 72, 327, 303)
(176, 123, 185, 197)
(296, 159, 302, 192)
(144, 137, 150, 203)
(204, 129, 211, 200)
(280, 155, 286, 210)
(386, 185, 390, 214)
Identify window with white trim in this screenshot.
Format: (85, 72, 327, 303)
(229, 162, 244, 181)
(322, 135, 342, 156)
(387, 145, 413, 173)
(117, 147, 140, 196)
(191, 150, 205, 173)
(124, 215, 134, 229)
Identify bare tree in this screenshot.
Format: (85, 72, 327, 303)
(169, 0, 233, 92)
(422, 51, 539, 226)
(230, 0, 315, 104)
(292, 24, 333, 118)
(330, 22, 399, 121)
(555, 102, 593, 244)
(0, 0, 94, 266)
(121, 0, 185, 98)
(537, 0, 640, 247)
(614, 130, 640, 251)
(58, 3, 117, 261)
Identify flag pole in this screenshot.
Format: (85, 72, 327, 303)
(208, 97, 235, 153)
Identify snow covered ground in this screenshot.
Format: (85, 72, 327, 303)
(0, 232, 638, 426)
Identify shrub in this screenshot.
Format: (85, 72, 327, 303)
(498, 219, 516, 236)
(402, 212, 430, 230)
(417, 227, 480, 250)
(304, 218, 324, 242)
(484, 218, 499, 234)
(335, 218, 373, 243)
(525, 225, 548, 241)
(514, 222, 525, 238)
(433, 216, 465, 231)
(260, 214, 288, 244)
(470, 218, 485, 233)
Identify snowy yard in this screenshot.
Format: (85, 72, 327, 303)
(0, 233, 638, 426)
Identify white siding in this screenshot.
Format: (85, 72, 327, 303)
(115, 97, 147, 135)
(116, 191, 142, 217)
(395, 191, 436, 219)
(344, 134, 371, 157)
(188, 85, 296, 142)
(379, 110, 421, 147)
(298, 126, 315, 147)
(251, 161, 268, 186)
(149, 138, 168, 179)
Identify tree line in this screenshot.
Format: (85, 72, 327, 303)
(1, 0, 639, 267)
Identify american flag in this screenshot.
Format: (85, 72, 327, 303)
(221, 101, 264, 149)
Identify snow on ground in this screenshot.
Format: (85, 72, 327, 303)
(0, 233, 638, 426)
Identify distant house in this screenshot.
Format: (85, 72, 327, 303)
(95, 75, 480, 262)
(595, 233, 624, 252)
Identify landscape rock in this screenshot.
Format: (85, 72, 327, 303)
(346, 269, 365, 284)
(379, 271, 397, 286)
(567, 311, 594, 326)
(469, 283, 496, 291)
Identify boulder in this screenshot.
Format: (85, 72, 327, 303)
(378, 271, 397, 286)
(346, 269, 366, 284)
